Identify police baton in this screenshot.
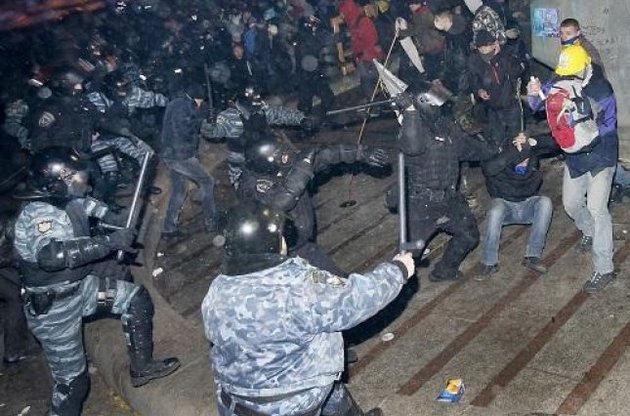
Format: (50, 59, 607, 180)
(117, 151, 151, 262)
(397, 151, 425, 252)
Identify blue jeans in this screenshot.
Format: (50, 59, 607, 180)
(482, 196, 553, 266)
(562, 165, 614, 274)
(614, 163, 630, 187)
(163, 157, 216, 233)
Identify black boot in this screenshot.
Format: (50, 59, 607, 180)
(123, 287, 180, 387)
(51, 370, 89, 416)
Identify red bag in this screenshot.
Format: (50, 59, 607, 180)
(545, 80, 599, 153)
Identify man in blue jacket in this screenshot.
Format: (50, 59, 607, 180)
(528, 44, 618, 293)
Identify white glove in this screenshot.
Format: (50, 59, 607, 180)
(393, 252, 415, 279)
(505, 28, 520, 39)
(395, 17, 408, 32)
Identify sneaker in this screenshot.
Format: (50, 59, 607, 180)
(583, 271, 616, 294)
(474, 263, 499, 281)
(429, 270, 463, 282)
(576, 235, 593, 253)
(522, 257, 547, 274)
(366, 409, 384, 416)
(3, 352, 32, 366)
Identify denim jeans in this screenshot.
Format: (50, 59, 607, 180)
(482, 196, 553, 266)
(163, 157, 216, 233)
(562, 165, 614, 274)
(614, 163, 630, 187)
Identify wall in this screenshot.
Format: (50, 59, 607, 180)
(530, 0, 630, 160)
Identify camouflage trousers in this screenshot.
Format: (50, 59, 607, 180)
(24, 275, 140, 415)
(216, 382, 354, 416)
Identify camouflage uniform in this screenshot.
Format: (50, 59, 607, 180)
(2, 99, 30, 149)
(14, 199, 141, 416)
(86, 90, 155, 203)
(201, 104, 305, 185)
(202, 257, 407, 415)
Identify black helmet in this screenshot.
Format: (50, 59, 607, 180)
(244, 135, 296, 175)
(23, 146, 89, 200)
(52, 68, 85, 96)
(222, 201, 285, 260)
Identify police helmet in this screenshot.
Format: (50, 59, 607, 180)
(223, 201, 285, 258)
(245, 136, 296, 175)
(52, 68, 85, 96)
(26, 146, 89, 200)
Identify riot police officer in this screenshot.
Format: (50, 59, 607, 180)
(200, 86, 308, 187)
(392, 83, 497, 281)
(238, 133, 389, 275)
(13, 147, 179, 416)
(202, 201, 415, 416)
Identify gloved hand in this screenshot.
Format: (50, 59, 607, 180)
(357, 145, 390, 168)
(298, 148, 317, 165)
(395, 17, 408, 32)
(105, 228, 137, 251)
(394, 92, 415, 111)
(393, 252, 415, 280)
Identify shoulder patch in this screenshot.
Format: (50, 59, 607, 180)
(37, 220, 53, 234)
(310, 270, 346, 288)
(38, 111, 56, 127)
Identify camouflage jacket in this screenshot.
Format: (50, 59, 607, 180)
(202, 257, 405, 397)
(201, 104, 304, 140)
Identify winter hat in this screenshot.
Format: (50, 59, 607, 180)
(186, 83, 205, 99)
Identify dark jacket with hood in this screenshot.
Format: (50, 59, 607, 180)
(159, 93, 207, 161)
(481, 135, 559, 202)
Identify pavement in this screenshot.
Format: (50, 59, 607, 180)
(76, 111, 630, 416)
(5, 72, 630, 416)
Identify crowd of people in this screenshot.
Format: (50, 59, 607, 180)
(0, 0, 625, 415)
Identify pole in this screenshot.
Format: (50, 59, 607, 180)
(326, 98, 394, 116)
(398, 152, 407, 250)
(340, 30, 399, 208)
(117, 151, 151, 262)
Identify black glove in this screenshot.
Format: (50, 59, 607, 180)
(394, 92, 414, 111)
(105, 228, 137, 251)
(357, 145, 390, 168)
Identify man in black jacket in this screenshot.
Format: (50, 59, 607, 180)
(477, 133, 558, 279)
(159, 83, 216, 237)
(468, 29, 525, 146)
